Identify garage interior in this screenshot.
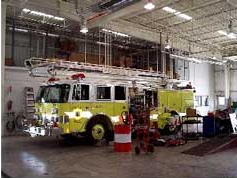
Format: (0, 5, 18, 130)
(1, 0, 237, 178)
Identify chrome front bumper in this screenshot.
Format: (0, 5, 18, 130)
(24, 126, 63, 137)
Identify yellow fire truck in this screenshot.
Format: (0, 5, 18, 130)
(24, 58, 194, 143)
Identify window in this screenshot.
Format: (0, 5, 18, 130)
(47, 87, 60, 102)
(218, 97, 225, 106)
(195, 95, 209, 107)
(72, 84, 90, 100)
(36, 84, 70, 103)
(145, 90, 158, 107)
(97, 86, 111, 100)
(115, 86, 126, 100)
(81, 85, 90, 100)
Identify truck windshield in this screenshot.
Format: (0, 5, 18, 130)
(36, 84, 70, 103)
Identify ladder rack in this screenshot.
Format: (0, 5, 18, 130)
(24, 87, 35, 119)
(24, 57, 169, 80)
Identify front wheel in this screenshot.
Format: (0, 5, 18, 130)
(86, 117, 110, 144)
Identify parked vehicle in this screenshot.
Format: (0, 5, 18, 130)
(24, 58, 194, 143)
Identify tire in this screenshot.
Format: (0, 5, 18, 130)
(86, 115, 113, 145)
(6, 121, 15, 133)
(15, 114, 26, 129)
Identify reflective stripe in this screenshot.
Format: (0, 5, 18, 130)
(114, 133, 131, 143)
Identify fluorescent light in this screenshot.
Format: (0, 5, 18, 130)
(165, 45, 171, 49)
(228, 32, 236, 39)
(170, 54, 202, 64)
(162, 7, 192, 21)
(80, 26, 88, 34)
(176, 13, 192, 20)
(54, 17, 65, 21)
(218, 30, 228, 36)
(22, 8, 30, 13)
(144, 2, 155, 10)
(174, 11, 181, 15)
(217, 30, 237, 39)
(162, 6, 176, 13)
(96, 41, 109, 46)
(40, 32, 59, 37)
(9, 27, 28, 33)
(102, 28, 130, 37)
(224, 56, 237, 62)
(22, 8, 65, 21)
(48, 33, 59, 37)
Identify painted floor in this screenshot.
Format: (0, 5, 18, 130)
(2, 136, 237, 178)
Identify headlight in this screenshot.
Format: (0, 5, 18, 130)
(51, 108, 58, 114)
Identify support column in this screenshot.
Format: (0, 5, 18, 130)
(224, 63, 231, 105)
(1, 2, 6, 135)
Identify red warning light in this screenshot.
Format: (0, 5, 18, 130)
(48, 77, 60, 82)
(71, 73, 85, 80)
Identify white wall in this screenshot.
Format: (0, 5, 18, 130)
(3, 67, 44, 135)
(189, 63, 215, 116)
(215, 63, 237, 106)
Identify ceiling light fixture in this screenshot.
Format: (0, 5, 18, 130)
(102, 28, 130, 37)
(217, 21, 237, 39)
(170, 54, 224, 65)
(224, 56, 237, 62)
(162, 6, 176, 13)
(162, 6, 192, 21)
(22, 8, 65, 21)
(170, 54, 202, 64)
(80, 26, 88, 34)
(144, 1, 155, 10)
(217, 30, 236, 39)
(165, 44, 171, 49)
(80, 17, 88, 34)
(176, 13, 192, 20)
(217, 30, 228, 36)
(9, 27, 28, 33)
(9, 27, 59, 37)
(228, 32, 236, 39)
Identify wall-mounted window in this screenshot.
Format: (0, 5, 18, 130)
(114, 86, 126, 100)
(195, 95, 209, 107)
(218, 96, 225, 106)
(97, 86, 111, 100)
(72, 84, 90, 100)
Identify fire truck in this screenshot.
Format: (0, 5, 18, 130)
(24, 58, 194, 143)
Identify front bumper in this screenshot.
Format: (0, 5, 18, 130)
(24, 126, 63, 137)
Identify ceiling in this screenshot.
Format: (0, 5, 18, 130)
(4, 0, 237, 61)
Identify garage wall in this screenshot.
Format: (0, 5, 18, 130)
(3, 67, 44, 135)
(215, 63, 237, 107)
(189, 63, 215, 116)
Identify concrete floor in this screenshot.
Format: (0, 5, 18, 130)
(2, 136, 237, 178)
